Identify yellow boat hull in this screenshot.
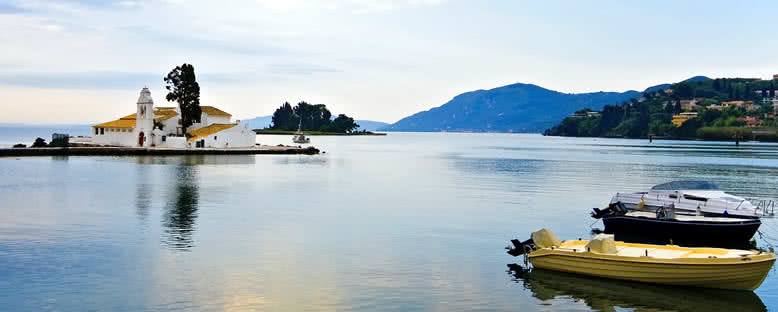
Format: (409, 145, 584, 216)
(528, 242, 776, 291)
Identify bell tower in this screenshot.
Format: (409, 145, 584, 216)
(135, 87, 154, 146)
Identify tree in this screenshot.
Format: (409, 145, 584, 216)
(293, 102, 332, 131)
(31, 137, 47, 147)
(664, 100, 674, 114)
(771, 82, 776, 98)
(675, 83, 695, 99)
(600, 105, 625, 132)
(50, 135, 69, 147)
(271, 102, 296, 130)
(164, 64, 201, 135)
(330, 114, 359, 133)
(673, 100, 682, 114)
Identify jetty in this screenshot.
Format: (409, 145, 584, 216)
(0, 145, 319, 157)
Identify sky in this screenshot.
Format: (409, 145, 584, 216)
(1, 0, 778, 125)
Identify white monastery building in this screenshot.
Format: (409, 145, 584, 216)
(92, 88, 255, 148)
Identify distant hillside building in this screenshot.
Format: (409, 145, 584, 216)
(679, 99, 698, 111)
(672, 112, 698, 127)
(721, 100, 745, 108)
(571, 111, 601, 118)
(738, 116, 761, 127)
(92, 88, 255, 148)
(773, 74, 778, 80)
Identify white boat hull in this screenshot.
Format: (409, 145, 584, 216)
(611, 192, 772, 219)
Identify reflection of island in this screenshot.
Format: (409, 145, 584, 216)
(508, 265, 765, 312)
(162, 165, 200, 250)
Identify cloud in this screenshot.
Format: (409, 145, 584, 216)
(265, 63, 341, 75)
(253, 0, 447, 13)
(8, 0, 147, 11)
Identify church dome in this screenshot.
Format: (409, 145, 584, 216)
(137, 87, 154, 105)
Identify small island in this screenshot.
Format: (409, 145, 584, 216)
(4, 64, 321, 156)
(254, 102, 387, 136)
(545, 76, 778, 142)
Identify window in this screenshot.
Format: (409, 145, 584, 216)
(95, 128, 98, 135)
(214, 136, 217, 141)
(100, 128, 104, 135)
(162, 135, 166, 142)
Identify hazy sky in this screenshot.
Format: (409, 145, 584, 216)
(1, 0, 777, 124)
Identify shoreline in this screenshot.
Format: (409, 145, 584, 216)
(0, 145, 320, 157)
(545, 134, 778, 143)
(253, 129, 387, 136)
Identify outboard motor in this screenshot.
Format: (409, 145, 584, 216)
(506, 238, 535, 257)
(591, 202, 628, 219)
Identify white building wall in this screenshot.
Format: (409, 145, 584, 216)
(161, 117, 179, 136)
(187, 124, 256, 148)
(158, 136, 187, 148)
(208, 115, 232, 124)
(92, 128, 137, 146)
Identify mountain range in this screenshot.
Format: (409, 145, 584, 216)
(381, 77, 709, 133)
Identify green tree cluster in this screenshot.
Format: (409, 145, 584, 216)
(270, 101, 360, 133)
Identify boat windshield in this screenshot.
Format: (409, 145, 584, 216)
(651, 181, 720, 191)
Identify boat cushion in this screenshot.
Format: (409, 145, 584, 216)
(586, 234, 618, 254)
(531, 228, 562, 248)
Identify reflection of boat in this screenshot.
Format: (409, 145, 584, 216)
(507, 229, 776, 290)
(292, 120, 310, 144)
(507, 265, 767, 311)
(611, 180, 775, 219)
(592, 202, 761, 248)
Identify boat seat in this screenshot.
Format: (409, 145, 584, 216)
(531, 228, 561, 248)
(585, 234, 617, 254)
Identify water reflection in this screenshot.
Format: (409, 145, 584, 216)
(135, 166, 151, 221)
(135, 155, 256, 165)
(507, 265, 766, 312)
(162, 165, 200, 250)
(272, 156, 328, 166)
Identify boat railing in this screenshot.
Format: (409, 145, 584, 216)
(755, 200, 775, 217)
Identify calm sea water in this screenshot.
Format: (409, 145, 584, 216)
(1, 132, 778, 311)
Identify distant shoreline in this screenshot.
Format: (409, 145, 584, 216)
(253, 129, 387, 136)
(543, 134, 778, 143)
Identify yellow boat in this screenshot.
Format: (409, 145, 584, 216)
(508, 229, 776, 291)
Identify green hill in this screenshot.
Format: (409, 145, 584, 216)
(544, 77, 778, 140)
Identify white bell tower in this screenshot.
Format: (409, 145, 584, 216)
(135, 87, 154, 147)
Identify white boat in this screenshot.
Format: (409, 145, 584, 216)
(611, 181, 775, 219)
(292, 120, 310, 144)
